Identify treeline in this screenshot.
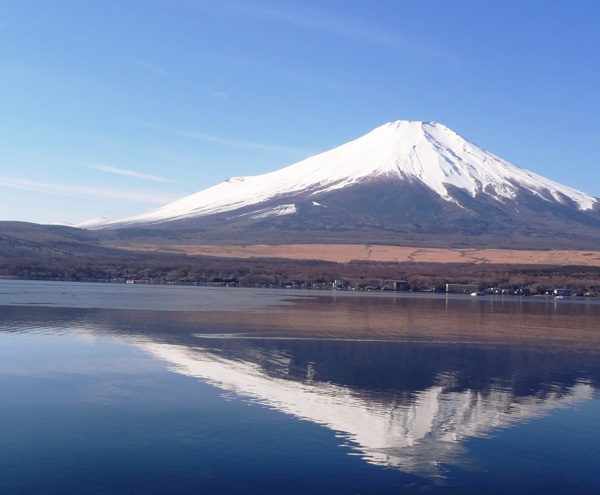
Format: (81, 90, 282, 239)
(2, 252, 600, 293)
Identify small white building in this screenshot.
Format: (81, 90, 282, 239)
(554, 288, 575, 297)
(445, 283, 479, 294)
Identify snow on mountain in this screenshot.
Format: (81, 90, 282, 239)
(237, 204, 297, 220)
(81, 121, 597, 228)
(75, 216, 109, 228)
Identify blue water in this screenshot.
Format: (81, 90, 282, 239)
(1, 280, 600, 494)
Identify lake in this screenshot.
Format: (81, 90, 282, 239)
(1, 280, 600, 494)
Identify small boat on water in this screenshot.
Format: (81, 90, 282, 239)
(470, 291, 485, 296)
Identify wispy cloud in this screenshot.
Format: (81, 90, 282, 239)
(0, 177, 179, 204)
(208, 91, 228, 100)
(196, 0, 459, 64)
(133, 59, 168, 76)
(140, 121, 314, 156)
(196, 0, 394, 46)
(88, 164, 180, 183)
(248, 3, 399, 48)
(225, 55, 358, 93)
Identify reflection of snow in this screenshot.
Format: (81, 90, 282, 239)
(135, 340, 594, 477)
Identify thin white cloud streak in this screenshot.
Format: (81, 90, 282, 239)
(133, 59, 168, 75)
(88, 164, 180, 183)
(225, 55, 358, 93)
(140, 121, 315, 156)
(178, 130, 312, 155)
(0, 177, 180, 205)
(195, 0, 458, 63)
(196, 0, 395, 46)
(208, 91, 228, 99)
(243, 3, 399, 48)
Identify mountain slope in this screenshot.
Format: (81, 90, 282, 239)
(80, 121, 600, 248)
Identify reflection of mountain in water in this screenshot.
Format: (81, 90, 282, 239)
(3, 304, 600, 479)
(135, 337, 597, 478)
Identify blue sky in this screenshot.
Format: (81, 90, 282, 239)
(1, 0, 599, 224)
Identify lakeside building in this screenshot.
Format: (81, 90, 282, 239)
(445, 283, 480, 294)
(554, 288, 576, 297)
(389, 280, 411, 291)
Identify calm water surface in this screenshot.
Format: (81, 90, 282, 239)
(1, 280, 600, 494)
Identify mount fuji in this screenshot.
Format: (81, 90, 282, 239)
(82, 121, 600, 248)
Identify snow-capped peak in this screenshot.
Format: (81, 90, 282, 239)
(86, 121, 597, 228)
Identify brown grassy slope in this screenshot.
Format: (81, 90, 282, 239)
(112, 243, 600, 267)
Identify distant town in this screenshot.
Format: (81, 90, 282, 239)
(63, 276, 600, 298)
